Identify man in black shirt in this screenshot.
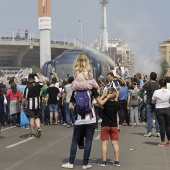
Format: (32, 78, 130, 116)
(21, 73, 43, 138)
(141, 72, 160, 137)
(46, 81, 60, 125)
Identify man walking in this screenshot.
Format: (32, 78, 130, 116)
(21, 73, 43, 138)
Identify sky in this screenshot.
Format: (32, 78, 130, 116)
(0, 0, 170, 74)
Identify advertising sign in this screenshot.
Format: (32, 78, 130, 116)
(39, 17, 51, 30)
(38, 0, 51, 17)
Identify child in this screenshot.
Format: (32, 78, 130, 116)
(71, 53, 98, 91)
(98, 87, 120, 167)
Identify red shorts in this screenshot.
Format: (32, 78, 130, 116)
(100, 126, 119, 141)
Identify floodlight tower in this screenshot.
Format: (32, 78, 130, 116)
(100, 0, 109, 52)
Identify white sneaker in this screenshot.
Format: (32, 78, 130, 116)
(144, 132, 152, 137)
(98, 118, 102, 123)
(82, 164, 92, 169)
(62, 162, 73, 169)
(156, 132, 160, 137)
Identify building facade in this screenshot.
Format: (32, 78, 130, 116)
(159, 39, 170, 77)
(159, 39, 170, 62)
(91, 38, 136, 76)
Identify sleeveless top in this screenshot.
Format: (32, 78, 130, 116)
(75, 70, 89, 80)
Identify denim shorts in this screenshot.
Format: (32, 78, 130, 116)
(48, 104, 58, 113)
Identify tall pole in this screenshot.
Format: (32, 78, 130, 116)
(100, 0, 109, 52)
(79, 20, 82, 48)
(38, 0, 51, 68)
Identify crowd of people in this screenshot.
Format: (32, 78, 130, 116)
(0, 53, 170, 169)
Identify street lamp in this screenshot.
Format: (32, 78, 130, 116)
(79, 19, 82, 47)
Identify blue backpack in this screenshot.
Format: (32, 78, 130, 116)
(75, 91, 91, 116)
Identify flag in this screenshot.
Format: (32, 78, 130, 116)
(123, 68, 131, 79)
(16, 69, 23, 78)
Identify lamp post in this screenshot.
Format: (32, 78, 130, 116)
(79, 19, 82, 48)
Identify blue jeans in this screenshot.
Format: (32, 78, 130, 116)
(64, 102, 75, 125)
(146, 104, 160, 133)
(41, 101, 46, 123)
(138, 101, 146, 122)
(69, 123, 96, 165)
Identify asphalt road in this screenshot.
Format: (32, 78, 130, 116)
(0, 123, 170, 170)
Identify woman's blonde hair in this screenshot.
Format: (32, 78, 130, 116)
(73, 53, 91, 72)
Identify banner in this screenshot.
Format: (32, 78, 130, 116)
(38, 0, 51, 17)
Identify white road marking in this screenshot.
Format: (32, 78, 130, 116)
(5, 137, 34, 148)
(5, 133, 72, 170)
(94, 134, 100, 140)
(1, 127, 15, 131)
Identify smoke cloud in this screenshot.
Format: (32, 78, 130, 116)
(114, 13, 162, 76)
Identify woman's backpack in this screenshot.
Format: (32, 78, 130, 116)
(75, 90, 91, 116)
(129, 89, 138, 106)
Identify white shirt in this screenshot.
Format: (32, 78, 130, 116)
(152, 88, 170, 108)
(103, 81, 117, 94)
(55, 82, 59, 88)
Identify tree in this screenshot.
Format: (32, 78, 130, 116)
(160, 59, 169, 78)
(31, 65, 42, 74)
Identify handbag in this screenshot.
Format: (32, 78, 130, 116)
(20, 110, 30, 127)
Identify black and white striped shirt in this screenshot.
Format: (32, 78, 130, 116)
(23, 82, 42, 109)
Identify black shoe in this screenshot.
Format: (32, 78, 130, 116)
(98, 161, 107, 167)
(36, 128, 42, 138)
(28, 133, 35, 138)
(113, 161, 120, 167)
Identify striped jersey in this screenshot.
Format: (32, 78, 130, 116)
(23, 82, 42, 109)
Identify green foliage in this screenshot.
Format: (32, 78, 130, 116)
(160, 59, 169, 78)
(31, 65, 42, 74)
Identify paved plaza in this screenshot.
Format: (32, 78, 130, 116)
(0, 124, 169, 170)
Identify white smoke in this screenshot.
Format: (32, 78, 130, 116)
(114, 13, 162, 76)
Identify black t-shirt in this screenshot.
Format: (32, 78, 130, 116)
(142, 81, 159, 104)
(101, 100, 119, 127)
(47, 86, 60, 104)
(70, 88, 99, 104)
